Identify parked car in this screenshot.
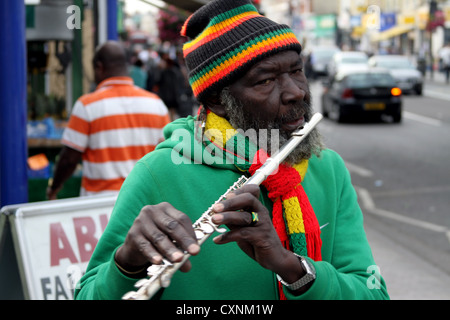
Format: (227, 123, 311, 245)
(306, 46, 340, 78)
(327, 51, 369, 78)
(368, 55, 423, 95)
(321, 69, 403, 123)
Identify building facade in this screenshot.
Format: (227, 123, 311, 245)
(262, 0, 450, 65)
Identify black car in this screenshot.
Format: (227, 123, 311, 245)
(321, 69, 403, 123)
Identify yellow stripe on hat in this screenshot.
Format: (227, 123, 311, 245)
(183, 10, 260, 54)
(190, 32, 297, 94)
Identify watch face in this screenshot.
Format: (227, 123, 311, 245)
(302, 258, 316, 278)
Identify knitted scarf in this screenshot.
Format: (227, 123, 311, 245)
(200, 110, 322, 299)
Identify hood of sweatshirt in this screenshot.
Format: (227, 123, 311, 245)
(154, 115, 245, 173)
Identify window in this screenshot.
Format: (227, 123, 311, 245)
(346, 73, 396, 88)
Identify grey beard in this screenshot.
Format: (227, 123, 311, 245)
(220, 88, 324, 165)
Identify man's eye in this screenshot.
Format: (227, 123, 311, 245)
(256, 78, 274, 86)
(291, 68, 303, 75)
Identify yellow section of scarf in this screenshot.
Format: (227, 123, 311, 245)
(284, 161, 309, 234)
(204, 111, 237, 145)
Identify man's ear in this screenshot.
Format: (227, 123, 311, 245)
(95, 61, 104, 72)
(203, 92, 227, 118)
(207, 103, 227, 118)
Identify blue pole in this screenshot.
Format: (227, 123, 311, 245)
(107, 0, 118, 40)
(0, 0, 28, 207)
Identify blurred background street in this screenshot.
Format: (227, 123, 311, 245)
(1, 0, 450, 300)
(310, 71, 450, 299)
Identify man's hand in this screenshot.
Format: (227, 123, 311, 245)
(114, 203, 200, 275)
(46, 183, 61, 200)
(211, 184, 305, 285)
(47, 146, 82, 200)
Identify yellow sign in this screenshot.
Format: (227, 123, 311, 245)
(417, 9, 429, 30)
(352, 26, 365, 39)
(445, 7, 450, 22)
(399, 15, 415, 25)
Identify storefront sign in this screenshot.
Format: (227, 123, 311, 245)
(9, 195, 116, 300)
(445, 7, 450, 27)
(380, 13, 396, 31)
(305, 14, 337, 38)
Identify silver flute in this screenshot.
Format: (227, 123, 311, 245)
(122, 113, 323, 300)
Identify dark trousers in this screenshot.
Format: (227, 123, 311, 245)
(445, 66, 450, 84)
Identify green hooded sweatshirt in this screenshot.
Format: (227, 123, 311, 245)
(74, 116, 389, 300)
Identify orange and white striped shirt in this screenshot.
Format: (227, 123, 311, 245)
(62, 77, 170, 196)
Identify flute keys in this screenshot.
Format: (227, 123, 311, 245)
(122, 291, 141, 300)
(194, 220, 227, 240)
(135, 278, 150, 288)
(204, 215, 227, 233)
(215, 226, 227, 233)
(160, 273, 172, 288)
(195, 229, 205, 240)
(147, 264, 162, 276)
(194, 222, 213, 240)
(201, 222, 214, 234)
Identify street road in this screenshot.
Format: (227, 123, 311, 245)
(310, 79, 450, 276)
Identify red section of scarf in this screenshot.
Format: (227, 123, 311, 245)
(249, 149, 322, 300)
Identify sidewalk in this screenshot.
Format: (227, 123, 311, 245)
(364, 213, 450, 300)
(425, 69, 448, 85)
(421, 70, 450, 101)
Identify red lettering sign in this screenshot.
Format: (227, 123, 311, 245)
(50, 222, 78, 266)
(49, 214, 110, 267)
(73, 217, 98, 263)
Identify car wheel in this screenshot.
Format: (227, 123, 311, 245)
(329, 103, 344, 123)
(392, 112, 402, 123)
(321, 97, 329, 118)
(415, 86, 423, 95)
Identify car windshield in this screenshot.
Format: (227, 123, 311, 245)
(375, 58, 415, 69)
(346, 73, 396, 88)
(312, 49, 339, 62)
(340, 56, 368, 64)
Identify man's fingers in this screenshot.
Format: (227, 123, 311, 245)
(211, 187, 266, 227)
(162, 205, 201, 254)
(128, 232, 164, 265)
(139, 204, 199, 262)
(230, 184, 261, 198)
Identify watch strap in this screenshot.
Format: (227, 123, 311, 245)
(276, 254, 316, 291)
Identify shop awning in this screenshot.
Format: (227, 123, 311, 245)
(371, 24, 414, 42)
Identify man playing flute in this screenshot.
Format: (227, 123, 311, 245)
(75, 0, 389, 300)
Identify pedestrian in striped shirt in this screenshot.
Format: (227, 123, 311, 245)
(47, 41, 170, 199)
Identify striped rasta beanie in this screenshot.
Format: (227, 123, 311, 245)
(181, 0, 302, 102)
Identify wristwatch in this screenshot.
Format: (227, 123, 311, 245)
(276, 254, 316, 291)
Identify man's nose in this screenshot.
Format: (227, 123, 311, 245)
(280, 75, 306, 105)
